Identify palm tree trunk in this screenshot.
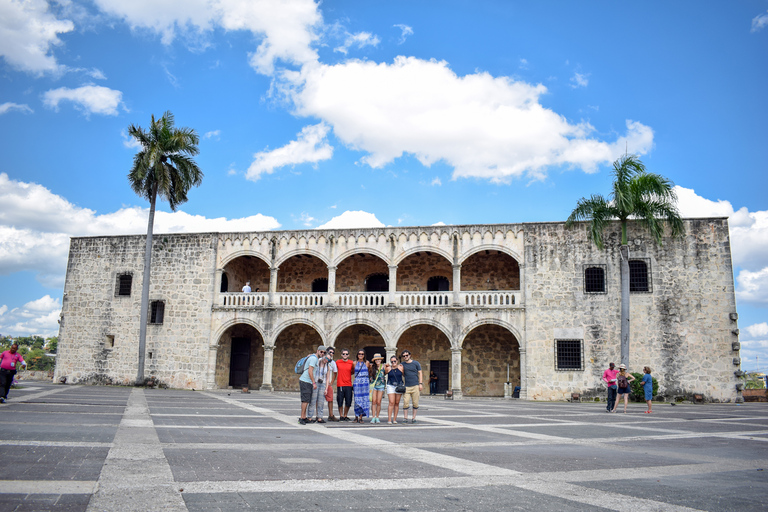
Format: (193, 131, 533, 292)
(620, 243, 630, 366)
(136, 185, 157, 383)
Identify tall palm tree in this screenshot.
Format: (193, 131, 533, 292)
(566, 154, 684, 366)
(127, 111, 202, 383)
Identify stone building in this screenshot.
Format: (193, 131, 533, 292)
(54, 218, 742, 402)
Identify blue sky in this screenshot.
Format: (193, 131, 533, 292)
(1, 0, 767, 370)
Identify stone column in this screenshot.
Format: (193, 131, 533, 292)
(452, 264, 462, 306)
(517, 262, 524, 306)
(385, 346, 397, 363)
(206, 345, 218, 390)
(327, 265, 337, 306)
(519, 347, 527, 400)
(214, 268, 223, 305)
(451, 348, 463, 400)
(388, 265, 398, 306)
(261, 345, 275, 391)
(268, 267, 278, 306)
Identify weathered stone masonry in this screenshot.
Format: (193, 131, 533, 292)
(55, 219, 742, 402)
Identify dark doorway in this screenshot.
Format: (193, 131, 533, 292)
(312, 278, 328, 292)
(229, 337, 251, 388)
(427, 276, 450, 291)
(363, 346, 386, 362)
(365, 273, 389, 292)
(430, 360, 450, 394)
(220, 273, 229, 292)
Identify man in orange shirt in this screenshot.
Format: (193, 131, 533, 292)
(335, 349, 355, 421)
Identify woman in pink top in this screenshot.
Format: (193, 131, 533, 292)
(0, 343, 26, 403)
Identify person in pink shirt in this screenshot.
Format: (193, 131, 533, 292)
(1, 343, 26, 403)
(602, 362, 618, 413)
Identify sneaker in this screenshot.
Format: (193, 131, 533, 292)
(370, 417, 376, 423)
(317, 418, 326, 423)
(309, 418, 317, 423)
(329, 416, 339, 422)
(0, 397, 4, 404)
(411, 419, 417, 424)
(299, 418, 307, 425)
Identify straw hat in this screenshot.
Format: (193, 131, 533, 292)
(372, 353, 384, 361)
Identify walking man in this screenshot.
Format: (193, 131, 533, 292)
(335, 349, 355, 421)
(325, 348, 338, 421)
(400, 350, 422, 423)
(299, 345, 326, 425)
(602, 362, 618, 413)
(0, 343, 26, 403)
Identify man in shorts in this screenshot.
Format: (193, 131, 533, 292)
(324, 348, 338, 421)
(400, 350, 423, 423)
(299, 345, 326, 425)
(334, 349, 355, 421)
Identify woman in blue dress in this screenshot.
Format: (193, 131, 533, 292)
(641, 366, 654, 414)
(352, 350, 371, 423)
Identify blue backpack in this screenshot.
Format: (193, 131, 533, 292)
(294, 354, 312, 374)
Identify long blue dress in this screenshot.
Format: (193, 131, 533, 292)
(352, 361, 370, 417)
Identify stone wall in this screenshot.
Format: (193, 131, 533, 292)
(396, 253, 453, 291)
(397, 325, 453, 387)
(335, 255, 389, 291)
(462, 252, 520, 290)
(278, 255, 327, 292)
(462, 325, 520, 396)
(272, 325, 322, 391)
(222, 257, 269, 292)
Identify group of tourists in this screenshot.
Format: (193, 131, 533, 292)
(298, 346, 424, 425)
(602, 362, 654, 413)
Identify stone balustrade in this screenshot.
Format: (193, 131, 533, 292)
(336, 292, 388, 307)
(219, 291, 521, 308)
(398, 291, 452, 307)
(460, 291, 518, 307)
(221, 292, 268, 307)
(278, 293, 325, 307)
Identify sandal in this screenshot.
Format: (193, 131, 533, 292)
(317, 418, 326, 423)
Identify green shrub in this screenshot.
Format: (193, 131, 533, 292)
(630, 372, 658, 401)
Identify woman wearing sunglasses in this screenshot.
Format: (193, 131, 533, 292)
(385, 355, 404, 424)
(352, 350, 371, 423)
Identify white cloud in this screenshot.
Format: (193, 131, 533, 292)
(751, 11, 768, 32)
(0, 102, 33, 115)
(42, 84, 124, 116)
(0, 173, 281, 287)
(739, 337, 768, 372)
(519, 58, 528, 70)
(315, 210, 384, 230)
(246, 122, 333, 181)
(121, 129, 141, 149)
(570, 72, 589, 88)
(334, 31, 380, 55)
(0, 0, 74, 75)
(736, 268, 768, 305)
(0, 295, 61, 337)
(93, 0, 322, 74)
(430, 177, 442, 186)
(747, 322, 768, 338)
(284, 56, 652, 182)
(394, 24, 413, 44)
(204, 130, 221, 139)
(295, 212, 316, 227)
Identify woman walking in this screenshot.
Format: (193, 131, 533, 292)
(385, 355, 404, 424)
(352, 350, 371, 423)
(369, 354, 386, 423)
(641, 366, 654, 413)
(611, 364, 635, 413)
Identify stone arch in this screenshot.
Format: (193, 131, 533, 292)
(458, 245, 522, 266)
(272, 320, 325, 391)
(393, 246, 453, 266)
(458, 319, 522, 349)
(220, 250, 271, 268)
(213, 321, 266, 390)
(459, 320, 521, 397)
(275, 249, 331, 268)
(212, 318, 267, 348)
(329, 318, 390, 348)
(272, 318, 328, 348)
(332, 247, 390, 267)
(393, 319, 455, 350)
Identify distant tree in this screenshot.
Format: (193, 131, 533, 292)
(46, 337, 58, 353)
(566, 155, 684, 366)
(127, 111, 202, 383)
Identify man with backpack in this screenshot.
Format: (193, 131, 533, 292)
(298, 345, 326, 425)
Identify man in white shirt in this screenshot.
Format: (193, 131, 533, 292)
(242, 281, 251, 293)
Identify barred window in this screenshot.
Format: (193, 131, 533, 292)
(150, 300, 165, 324)
(629, 259, 650, 292)
(555, 339, 584, 371)
(584, 266, 606, 293)
(116, 273, 132, 296)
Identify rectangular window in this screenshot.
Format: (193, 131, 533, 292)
(629, 259, 651, 293)
(555, 339, 583, 371)
(150, 300, 165, 324)
(116, 273, 132, 296)
(583, 265, 606, 293)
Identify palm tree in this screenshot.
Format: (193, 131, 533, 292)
(566, 154, 684, 366)
(127, 111, 202, 383)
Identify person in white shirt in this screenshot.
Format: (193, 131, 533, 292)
(242, 281, 251, 293)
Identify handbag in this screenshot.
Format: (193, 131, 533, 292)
(395, 384, 406, 393)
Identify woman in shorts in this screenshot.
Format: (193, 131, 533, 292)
(369, 354, 386, 423)
(641, 366, 653, 414)
(611, 364, 635, 413)
(385, 355, 404, 424)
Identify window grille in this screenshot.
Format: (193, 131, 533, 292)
(116, 273, 132, 296)
(584, 266, 606, 293)
(629, 259, 651, 292)
(150, 301, 165, 324)
(555, 339, 584, 371)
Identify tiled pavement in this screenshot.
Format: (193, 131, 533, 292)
(1, 382, 767, 511)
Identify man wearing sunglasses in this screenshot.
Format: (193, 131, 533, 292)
(334, 349, 355, 421)
(400, 350, 423, 423)
(298, 345, 326, 425)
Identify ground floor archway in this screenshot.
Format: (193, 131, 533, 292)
(273, 324, 323, 391)
(461, 324, 519, 396)
(215, 324, 264, 390)
(397, 324, 452, 393)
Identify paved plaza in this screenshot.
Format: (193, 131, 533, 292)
(0, 382, 766, 511)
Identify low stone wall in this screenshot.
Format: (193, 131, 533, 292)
(742, 389, 768, 402)
(17, 371, 54, 382)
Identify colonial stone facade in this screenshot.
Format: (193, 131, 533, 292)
(55, 219, 742, 402)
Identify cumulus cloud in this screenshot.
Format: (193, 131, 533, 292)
(203, 129, 221, 139)
(0, 0, 74, 75)
(751, 11, 768, 32)
(0, 173, 281, 287)
(736, 269, 768, 305)
(246, 122, 333, 181)
(283, 56, 652, 182)
(0, 102, 33, 115)
(334, 31, 380, 55)
(42, 84, 125, 116)
(747, 322, 768, 338)
(570, 72, 589, 88)
(0, 295, 61, 337)
(394, 24, 413, 44)
(93, 0, 322, 74)
(315, 210, 385, 230)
